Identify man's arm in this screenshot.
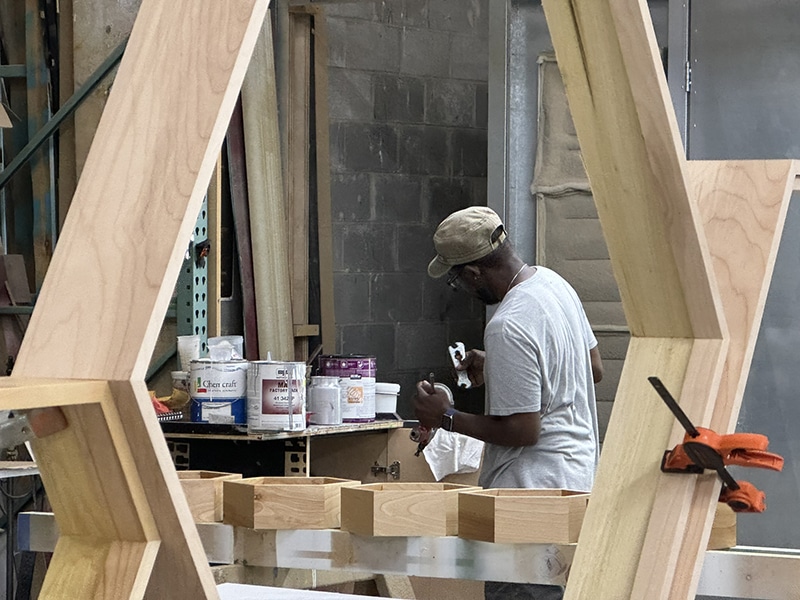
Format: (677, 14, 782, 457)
(413, 380, 540, 447)
(590, 346, 604, 384)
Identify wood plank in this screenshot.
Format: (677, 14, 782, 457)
(310, 9, 337, 354)
(227, 98, 261, 360)
(287, 12, 312, 362)
(635, 160, 797, 599)
(541, 0, 724, 339)
(57, 0, 77, 229)
(241, 15, 295, 361)
(40, 538, 159, 600)
(26, 0, 54, 290)
(11, 1, 269, 597)
(206, 156, 223, 338)
(543, 2, 795, 599)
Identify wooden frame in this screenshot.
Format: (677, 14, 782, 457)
(541, 1, 799, 598)
(5, 1, 269, 597)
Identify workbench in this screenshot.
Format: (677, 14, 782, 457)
(161, 419, 417, 480)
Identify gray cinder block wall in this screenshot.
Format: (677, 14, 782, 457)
(324, 0, 490, 416)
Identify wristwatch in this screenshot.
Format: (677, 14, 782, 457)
(441, 407, 457, 432)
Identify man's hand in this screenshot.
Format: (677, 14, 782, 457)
(413, 379, 451, 429)
(455, 349, 486, 388)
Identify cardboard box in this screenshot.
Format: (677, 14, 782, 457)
(177, 470, 242, 523)
(222, 476, 359, 530)
(340, 482, 478, 537)
(458, 488, 590, 544)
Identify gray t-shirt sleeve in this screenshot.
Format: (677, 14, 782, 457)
(484, 321, 542, 416)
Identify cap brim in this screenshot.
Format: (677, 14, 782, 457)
(427, 255, 451, 279)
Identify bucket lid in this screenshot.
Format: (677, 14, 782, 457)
(375, 382, 400, 394)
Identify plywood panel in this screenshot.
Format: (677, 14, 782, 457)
(634, 160, 798, 599)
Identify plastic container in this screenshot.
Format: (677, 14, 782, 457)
(308, 376, 342, 425)
(374, 382, 400, 414)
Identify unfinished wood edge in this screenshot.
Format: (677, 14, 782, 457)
(39, 536, 160, 600)
(99, 386, 161, 542)
(207, 155, 223, 337)
(0, 378, 112, 409)
(632, 336, 727, 598)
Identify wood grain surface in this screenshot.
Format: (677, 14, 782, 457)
(7, 1, 269, 598)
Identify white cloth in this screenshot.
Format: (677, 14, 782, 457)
(422, 428, 484, 481)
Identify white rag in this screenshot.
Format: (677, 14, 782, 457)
(422, 428, 484, 481)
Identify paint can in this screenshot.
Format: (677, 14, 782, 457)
(318, 355, 376, 422)
(189, 359, 248, 424)
(247, 361, 307, 431)
(308, 376, 342, 425)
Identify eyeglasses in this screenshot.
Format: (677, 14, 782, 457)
(446, 267, 464, 290)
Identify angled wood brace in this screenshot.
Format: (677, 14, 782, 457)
(1, 1, 270, 598)
(541, 0, 800, 598)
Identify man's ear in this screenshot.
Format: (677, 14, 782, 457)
(462, 264, 480, 280)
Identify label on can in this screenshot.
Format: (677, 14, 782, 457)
(189, 360, 248, 424)
(338, 374, 376, 422)
(247, 361, 306, 431)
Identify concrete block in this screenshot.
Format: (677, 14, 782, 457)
(401, 28, 450, 77)
(332, 223, 345, 271)
(346, 21, 402, 72)
(583, 302, 628, 329)
(428, 0, 487, 33)
(324, 2, 381, 21)
(397, 125, 449, 175)
(371, 272, 423, 322)
(380, 0, 429, 28)
(340, 323, 396, 370)
(424, 177, 475, 225)
(374, 74, 425, 123)
(426, 80, 476, 127)
(339, 122, 399, 173)
(470, 176, 488, 207)
(329, 68, 373, 121)
(373, 174, 423, 223)
(595, 358, 623, 404)
(397, 222, 435, 273)
(422, 275, 484, 323)
(451, 33, 489, 80)
(475, 83, 488, 128)
(334, 273, 372, 326)
(331, 173, 371, 222)
(325, 17, 347, 68)
(396, 321, 450, 370)
(446, 320, 485, 352)
(329, 122, 346, 172)
(594, 332, 630, 361)
(451, 128, 487, 177)
(341, 222, 396, 272)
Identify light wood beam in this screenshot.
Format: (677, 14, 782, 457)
(10, 1, 270, 597)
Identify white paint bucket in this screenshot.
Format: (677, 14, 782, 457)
(189, 359, 248, 424)
(247, 361, 307, 431)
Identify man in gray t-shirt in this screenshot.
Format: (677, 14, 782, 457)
(413, 207, 602, 600)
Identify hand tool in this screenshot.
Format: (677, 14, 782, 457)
(449, 342, 471, 389)
(648, 376, 783, 513)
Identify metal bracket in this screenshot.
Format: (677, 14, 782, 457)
(371, 460, 400, 480)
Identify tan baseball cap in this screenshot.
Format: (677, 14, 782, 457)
(427, 206, 507, 278)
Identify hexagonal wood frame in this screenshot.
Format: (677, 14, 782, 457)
(542, 1, 800, 598)
(3, 1, 268, 598)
